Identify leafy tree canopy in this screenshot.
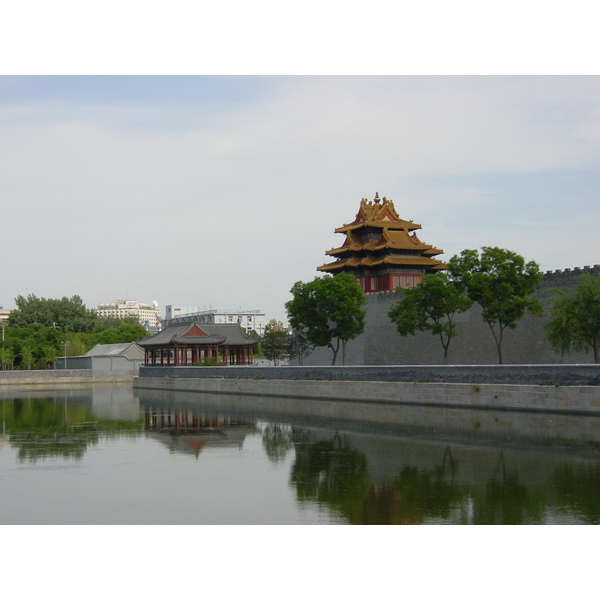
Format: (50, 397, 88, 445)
(448, 247, 543, 364)
(261, 320, 291, 365)
(2, 315, 149, 370)
(9, 294, 98, 332)
(544, 273, 600, 363)
(388, 272, 472, 364)
(285, 273, 365, 365)
(86, 319, 149, 347)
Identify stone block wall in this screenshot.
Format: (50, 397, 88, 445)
(298, 266, 599, 366)
(134, 373, 600, 416)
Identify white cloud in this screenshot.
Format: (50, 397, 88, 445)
(1, 76, 599, 322)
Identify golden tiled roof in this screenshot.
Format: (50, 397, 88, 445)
(319, 193, 446, 274)
(335, 194, 421, 234)
(326, 229, 443, 256)
(318, 255, 447, 272)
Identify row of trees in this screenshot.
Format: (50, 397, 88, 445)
(285, 247, 600, 365)
(1, 295, 149, 370)
(389, 247, 543, 364)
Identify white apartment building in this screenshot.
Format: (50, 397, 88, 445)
(96, 300, 162, 331)
(163, 306, 267, 335)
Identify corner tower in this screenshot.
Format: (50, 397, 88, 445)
(317, 193, 446, 292)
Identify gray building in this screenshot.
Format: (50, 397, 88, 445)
(58, 343, 145, 375)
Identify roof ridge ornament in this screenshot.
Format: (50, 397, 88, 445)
(374, 192, 380, 204)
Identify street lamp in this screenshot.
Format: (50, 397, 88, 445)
(61, 340, 70, 370)
(1, 323, 5, 371)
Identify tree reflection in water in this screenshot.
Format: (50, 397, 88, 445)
(1, 397, 142, 462)
(289, 429, 600, 525)
(364, 459, 468, 525)
(553, 463, 600, 524)
(291, 430, 369, 519)
(261, 424, 293, 463)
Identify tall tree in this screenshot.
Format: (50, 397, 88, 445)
(388, 272, 472, 364)
(20, 344, 34, 370)
(9, 294, 98, 332)
(261, 320, 290, 365)
(448, 247, 543, 364)
(544, 273, 600, 363)
(285, 273, 365, 365)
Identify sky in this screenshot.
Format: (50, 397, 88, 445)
(1, 75, 599, 323)
(2, 2, 597, 588)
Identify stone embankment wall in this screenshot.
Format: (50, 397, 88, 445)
(138, 364, 600, 385)
(300, 266, 600, 366)
(135, 364, 600, 416)
(0, 369, 134, 387)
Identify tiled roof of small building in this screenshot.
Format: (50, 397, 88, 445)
(85, 343, 145, 357)
(138, 323, 259, 347)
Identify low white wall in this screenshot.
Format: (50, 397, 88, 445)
(0, 369, 134, 387)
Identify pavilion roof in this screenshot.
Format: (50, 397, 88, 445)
(334, 194, 422, 234)
(138, 323, 259, 347)
(326, 229, 443, 256)
(318, 254, 446, 272)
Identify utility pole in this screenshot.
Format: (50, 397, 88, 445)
(61, 340, 70, 370)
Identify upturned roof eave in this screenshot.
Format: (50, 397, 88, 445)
(318, 256, 447, 271)
(335, 220, 422, 234)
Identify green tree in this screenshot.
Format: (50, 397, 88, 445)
(85, 319, 149, 348)
(388, 272, 472, 364)
(0, 347, 14, 370)
(261, 320, 290, 365)
(288, 328, 314, 365)
(544, 273, 600, 363)
(9, 294, 98, 332)
(20, 344, 34, 370)
(285, 273, 365, 365)
(2, 323, 63, 369)
(42, 345, 58, 368)
(448, 247, 543, 364)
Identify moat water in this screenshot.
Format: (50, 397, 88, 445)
(1, 383, 599, 525)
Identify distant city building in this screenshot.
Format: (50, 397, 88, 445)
(95, 300, 161, 331)
(0, 308, 10, 325)
(163, 306, 267, 334)
(318, 193, 446, 292)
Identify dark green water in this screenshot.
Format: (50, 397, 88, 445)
(1, 384, 599, 524)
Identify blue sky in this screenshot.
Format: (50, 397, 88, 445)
(1, 75, 599, 323)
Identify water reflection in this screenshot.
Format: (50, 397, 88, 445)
(291, 431, 369, 519)
(143, 404, 258, 457)
(262, 424, 293, 463)
(2, 385, 600, 524)
(288, 429, 600, 524)
(553, 463, 600, 523)
(1, 395, 142, 462)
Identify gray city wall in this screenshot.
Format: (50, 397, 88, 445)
(298, 266, 599, 366)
